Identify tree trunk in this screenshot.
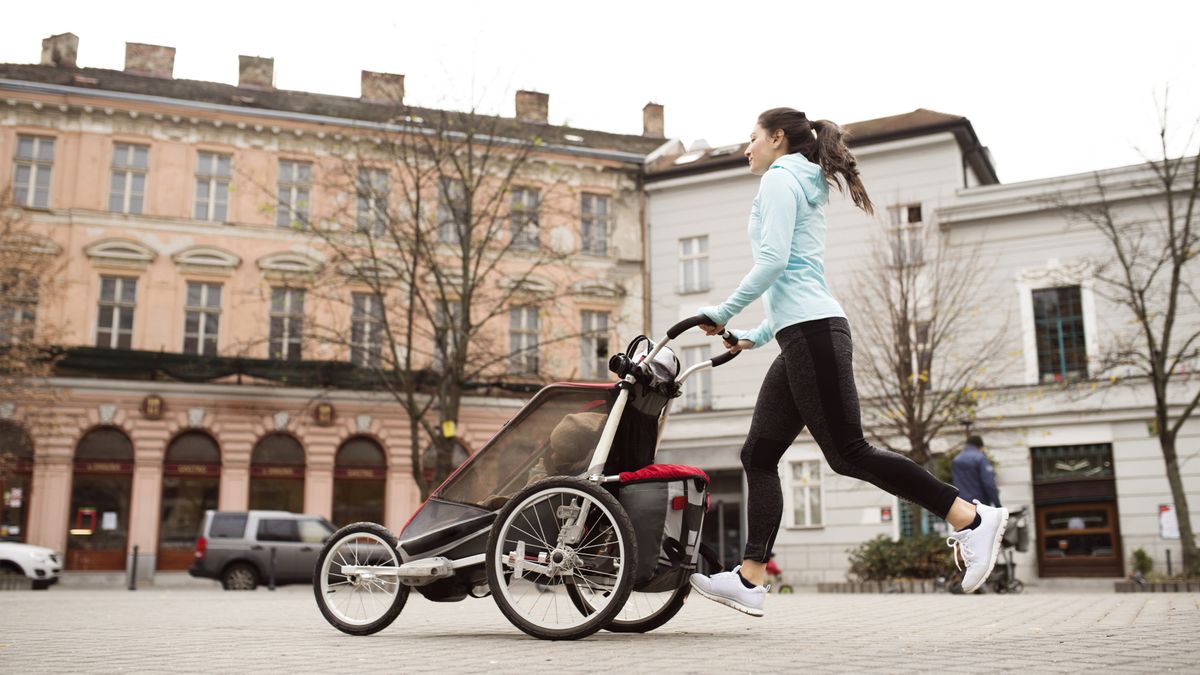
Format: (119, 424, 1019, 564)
(1160, 431, 1198, 576)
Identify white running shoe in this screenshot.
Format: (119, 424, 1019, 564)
(947, 501, 1010, 593)
(689, 565, 767, 617)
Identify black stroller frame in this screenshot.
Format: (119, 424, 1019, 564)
(313, 316, 735, 640)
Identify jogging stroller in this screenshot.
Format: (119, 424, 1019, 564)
(312, 316, 734, 640)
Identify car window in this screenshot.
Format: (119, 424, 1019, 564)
(210, 513, 248, 539)
(298, 519, 333, 544)
(256, 518, 300, 542)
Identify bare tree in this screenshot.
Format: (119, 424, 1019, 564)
(848, 218, 1009, 536)
(262, 104, 620, 498)
(0, 188, 63, 528)
(1050, 98, 1200, 575)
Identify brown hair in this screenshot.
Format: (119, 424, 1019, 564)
(757, 107, 874, 215)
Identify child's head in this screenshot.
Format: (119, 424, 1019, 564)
(547, 412, 607, 474)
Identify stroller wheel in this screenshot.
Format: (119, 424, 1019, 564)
(313, 522, 409, 636)
(1007, 579, 1025, 594)
(487, 478, 637, 641)
(568, 583, 691, 634)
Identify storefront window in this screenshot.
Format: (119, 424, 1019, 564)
(0, 422, 33, 541)
(249, 433, 305, 513)
(159, 431, 220, 570)
(332, 437, 385, 527)
(68, 428, 134, 570)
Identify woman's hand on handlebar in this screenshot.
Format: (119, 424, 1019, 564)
(727, 339, 755, 355)
(699, 322, 725, 336)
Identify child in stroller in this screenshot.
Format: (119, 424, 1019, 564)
(482, 411, 607, 510)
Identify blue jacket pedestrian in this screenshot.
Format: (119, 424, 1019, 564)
(951, 435, 1000, 507)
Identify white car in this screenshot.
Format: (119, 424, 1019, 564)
(0, 541, 62, 590)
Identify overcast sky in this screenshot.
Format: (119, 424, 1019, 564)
(5, 1, 1199, 183)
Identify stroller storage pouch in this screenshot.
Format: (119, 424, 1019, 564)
(617, 464, 709, 593)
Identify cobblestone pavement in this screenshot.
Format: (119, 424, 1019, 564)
(1, 587, 1197, 673)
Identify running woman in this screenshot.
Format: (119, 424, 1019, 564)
(688, 108, 1008, 616)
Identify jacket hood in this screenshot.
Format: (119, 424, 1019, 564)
(769, 153, 828, 206)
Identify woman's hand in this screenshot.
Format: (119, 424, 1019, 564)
(728, 339, 755, 355)
(700, 322, 725, 336)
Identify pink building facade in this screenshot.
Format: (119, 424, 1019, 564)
(0, 33, 667, 577)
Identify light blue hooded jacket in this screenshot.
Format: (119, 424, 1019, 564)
(698, 153, 846, 348)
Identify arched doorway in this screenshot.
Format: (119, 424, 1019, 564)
(332, 437, 386, 527)
(0, 422, 34, 541)
(249, 433, 305, 512)
(67, 428, 134, 570)
(158, 431, 221, 570)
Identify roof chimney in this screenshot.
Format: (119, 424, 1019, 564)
(361, 70, 405, 104)
(515, 90, 549, 124)
(41, 33, 79, 69)
(124, 42, 175, 79)
(238, 55, 274, 90)
(643, 103, 664, 139)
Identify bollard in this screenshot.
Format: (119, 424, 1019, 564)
(128, 545, 139, 591)
(1166, 549, 1172, 577)
(269, 547, 277, 591)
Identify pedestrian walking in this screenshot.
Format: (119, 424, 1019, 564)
(951, 435, 1001, 507)
(688, 108, 1009, 616)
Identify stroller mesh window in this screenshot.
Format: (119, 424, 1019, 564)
(437, 387, 614, 508)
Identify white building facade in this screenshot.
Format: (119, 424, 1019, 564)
(646, 110, 1199, 583)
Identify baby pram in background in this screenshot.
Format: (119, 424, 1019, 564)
(950, 506, 1029, 594)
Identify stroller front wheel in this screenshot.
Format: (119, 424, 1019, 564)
(486, 478, 637, 640)
(313, 522, 410, 635)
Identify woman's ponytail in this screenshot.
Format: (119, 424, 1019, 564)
(758, 108, 874, 215)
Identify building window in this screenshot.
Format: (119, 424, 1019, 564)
(510, 187, 540, 250)
(269, 287, 305, 360)
(679, 235, 709, 293)
(681, 345, 712, 411)
(509, 306, 539, 374)
(96, 276, 136, 349)
(0, 277, 37, 344)
(1033, 286, 1088, 383)
(1031, 444, 1114, 482)
(888, 203, 923, 266)
(898, 501, 945, 539)
(12, 135, 54, 208)
(433, 300, 462, 370)
(581, 193, 609, 256)
(351, 292, 384, 368)
(438, 179, 466, 244)
(109, 143, 148, 214)
(194, 151, 231, 222)
(580, 310, 609, 380)
(790, 460, 823, 527)
(277, 160, 312, 229)
(356, 168, 389, 234)
(183, 282, 221, 356)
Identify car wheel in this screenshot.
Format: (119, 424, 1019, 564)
(0, 564, 30, 590)
(222, 563, 259, 591)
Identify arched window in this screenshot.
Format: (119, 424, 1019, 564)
(0, 422, 34, 542)
(332, 437, 386, 527)
(249, 433, 305, 513)
(159, 431, 221, 570)
(68, 428, 134, 570)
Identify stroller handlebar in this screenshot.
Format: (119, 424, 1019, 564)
(666, 314, 715, 339)
(710, 350, 739, 367)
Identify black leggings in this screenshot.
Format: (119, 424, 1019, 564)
(740, 317, 959, 563)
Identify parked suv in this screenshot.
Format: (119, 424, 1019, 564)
(189, 510, 335, 590)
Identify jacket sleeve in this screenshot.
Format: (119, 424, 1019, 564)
(979, 458, 1001, 507)
(698, 170, 797, 327)
(733, 319, 773, 349)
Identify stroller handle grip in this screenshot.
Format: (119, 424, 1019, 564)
(710, 350, 740, 367)
(666, 314, 716, 339)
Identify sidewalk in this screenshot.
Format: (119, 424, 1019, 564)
(1, 587, 1197, 673)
